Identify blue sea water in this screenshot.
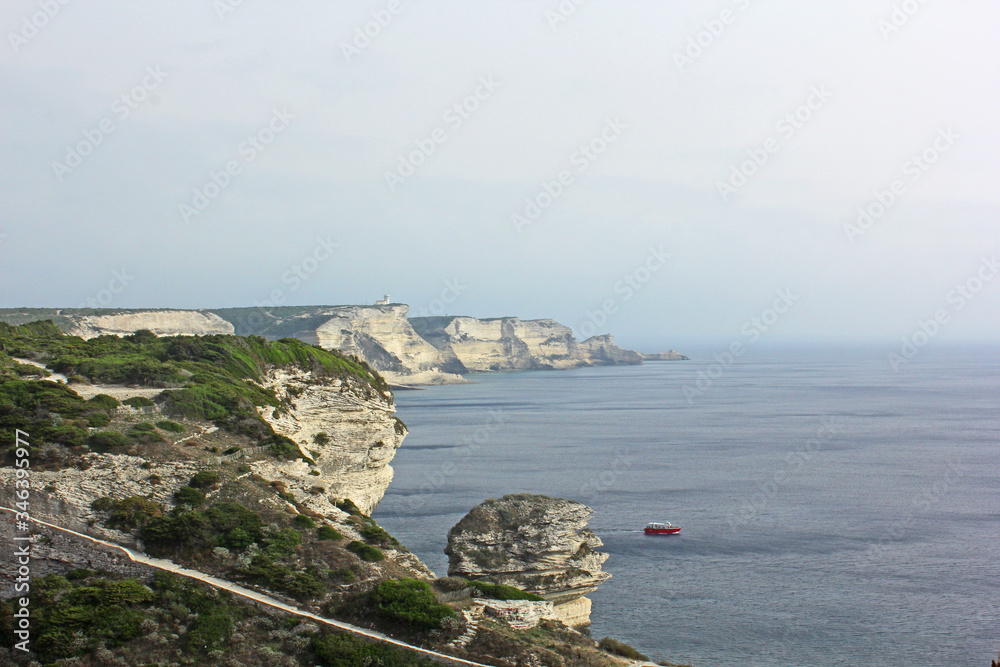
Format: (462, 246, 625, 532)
(372, 346, 1000, 666)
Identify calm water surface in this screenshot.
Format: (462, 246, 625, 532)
(373, 346, 1000, 666)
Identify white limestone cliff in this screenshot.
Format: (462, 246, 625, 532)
(66, 310, 234, 339)
(252, 367, 406, 515)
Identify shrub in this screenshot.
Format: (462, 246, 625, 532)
(293, 514, 316, 529)
(335, 498, 363, 516)
(312, 432, 330, 445)
(131, 422, 156, 432)
(370, 579, 455, 630)
(189, 471, 221, 489)
(434, 577, 470, 592)
(86, 431, 131, 453)
(262, 434, 304, 460)
(92, 496, 164, 531)
(155, 419, 185, 433)
(359, 522, 399, 547)
(87, 394, 120, 411)
(333, 565, 356, 582)
(347, 541, 384, 562)
(123, 396, 155, 408)
(174, 486, 206, 507)
(86, 412, 111, 427)
(468, 580, 544, 601)
(311, 631, 438, 666)
(598, 637, 650, 661)
(316, 525, 342, 541)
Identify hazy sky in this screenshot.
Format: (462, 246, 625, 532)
(1, 1, 998, 350)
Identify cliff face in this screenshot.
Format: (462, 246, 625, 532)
(65, 310, 234, 339)
(311, 305, 466, 386)
(445, 494, 610, 628)
(411, 316, 643, 373)
(252, 366, 406, 515)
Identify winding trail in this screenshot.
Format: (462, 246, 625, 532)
(1, 507, 490, 667)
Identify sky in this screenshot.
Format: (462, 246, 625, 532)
(1, 0, 998, 352)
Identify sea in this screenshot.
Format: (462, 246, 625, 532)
(372, 345, 1000, 667)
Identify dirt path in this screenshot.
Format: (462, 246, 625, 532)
(1, 507, 490, 667)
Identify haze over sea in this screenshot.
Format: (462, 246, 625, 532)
(374, 345, 1000, 667)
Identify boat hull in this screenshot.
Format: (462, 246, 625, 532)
(644, 527, 681, 535)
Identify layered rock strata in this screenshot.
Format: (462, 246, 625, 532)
(445, 494, 610, 628)
(252, 367, 406, 515)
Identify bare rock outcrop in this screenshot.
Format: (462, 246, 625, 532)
(65, 310, 234, 339)
(252, 366, 406, 515)
(578, 334, 644, 365)
(640, 350, 690, 361)
(445, 494, 610, 628)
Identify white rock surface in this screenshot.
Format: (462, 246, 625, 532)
(252, 367, 406, 515)
(66, 310, 234, 339)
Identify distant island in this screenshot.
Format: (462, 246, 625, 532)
(0, 304, 687, 386)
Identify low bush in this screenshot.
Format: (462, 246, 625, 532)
(311, 631, 437, 667)
(370, 578, 455, 630)
(174, 486, 206, 507)
(91, 496, 164, 531)
(189, 471, 221, 489)
(598, 637, 650, 661)
(123, 396, 155, 408)
(86, 431, 131, 453)
(316, 525, 343, 541)
(468, 580, 544, 601)
(293, 514, 316, 529)
(347, 540, 384, 562)
(155, 419, 185, 433)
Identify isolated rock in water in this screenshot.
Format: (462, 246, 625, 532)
(445, 494, 610, 628)
(640, 350, 689, 361)
(578, 334, 644, 365)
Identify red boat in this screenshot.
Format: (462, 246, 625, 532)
(644, 522, 681, 535)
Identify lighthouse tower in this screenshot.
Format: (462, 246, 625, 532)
(374, 294, 390, 305)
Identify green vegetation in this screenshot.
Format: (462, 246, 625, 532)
(155, 418, 185, 432)
(91, 496, 164, 531)
(347, 540, 384, 562)
(311, 631, 438, 666)
(0, 322, 390, 466)
(468, 580, 544, 601)
(189, 470, 221, 488)
(174, 486, 206, 507)
(599, 637, 651, 661)
(123, 396, 155, 408)
(293, 514, 316, 529)
(369, 579, 455, 630)
(316, 525, 343, 541)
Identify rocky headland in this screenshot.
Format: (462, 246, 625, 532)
(0, 305, 686, 386)
(445, 494, 611, 628)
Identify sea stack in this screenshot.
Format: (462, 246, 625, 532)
(445, 494, 610, 628)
